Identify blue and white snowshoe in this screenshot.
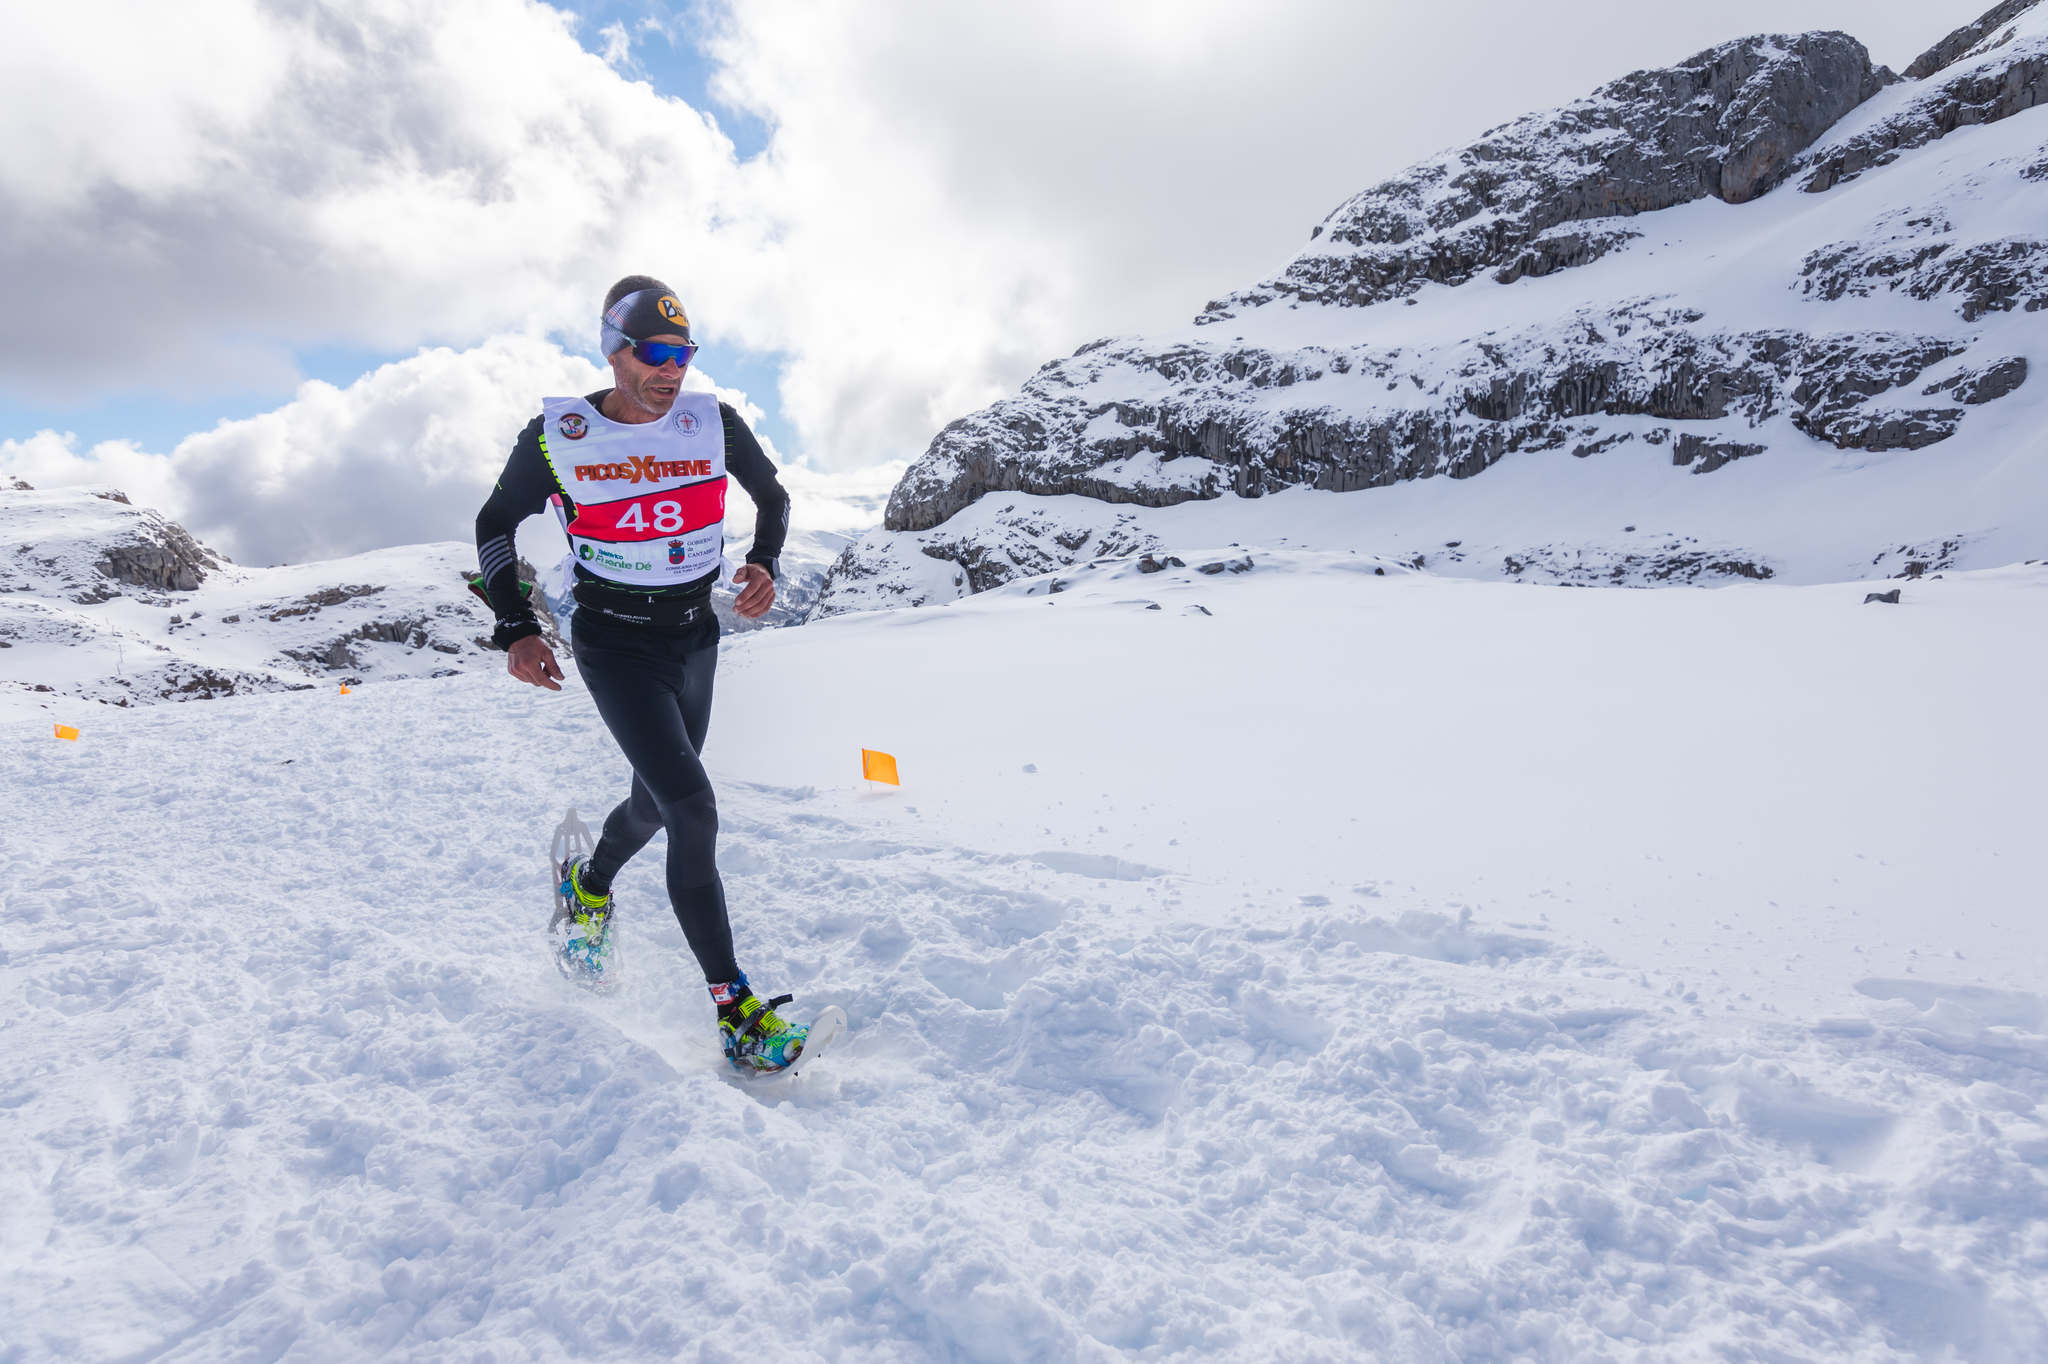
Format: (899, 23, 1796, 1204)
(549, 808, 620, 992)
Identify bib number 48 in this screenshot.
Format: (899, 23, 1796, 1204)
(616, 500, 686, 534)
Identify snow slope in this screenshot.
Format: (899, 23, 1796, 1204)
(5, 554, 2045, 1361)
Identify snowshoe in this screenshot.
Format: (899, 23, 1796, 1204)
(717, 980, 846, 1075)
(550, 808, 619, 992)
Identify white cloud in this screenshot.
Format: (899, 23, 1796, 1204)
(0, 2, 289, 209)
(1, 337, 776, 566)
(1, 432, 180, 517)
(2, 0, 1967, 560)
(0, 0, 747, 399)
(597, 20, 634, 69)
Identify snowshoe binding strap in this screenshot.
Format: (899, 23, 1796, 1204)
(721, 993, 807, 1072)
(726, 994, 795, 1047)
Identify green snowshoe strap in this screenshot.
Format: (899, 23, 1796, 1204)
(729, 994, 796, 1045)
(466, 572, 535, 607)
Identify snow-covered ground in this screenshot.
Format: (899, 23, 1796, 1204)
(6, 554, 2045, 1361)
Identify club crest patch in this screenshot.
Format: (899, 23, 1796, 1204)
(673, 409, 700, 435)
(558, 413, 588, 440)
(668, 539, 686, 565)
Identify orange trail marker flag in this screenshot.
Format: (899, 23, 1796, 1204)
(54, 724, 79, 741)
(339, 684, 352, 695)
(861, 748, 900, 786)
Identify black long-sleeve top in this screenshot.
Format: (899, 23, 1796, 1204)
(475, 391, 790, 646)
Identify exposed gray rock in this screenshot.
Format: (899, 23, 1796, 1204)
(1924, 240, 2048, 321)
(1502, 541, 1775, 584)
(158, 666, 277, 700)
(95, 509, 221, 592)
(1872, 537, 1968, 578)
(1801, 14, 2047, 192)
(1904, 0, 2041, 80)
(1799, 206, 2048, 322)
(1864, 588, 1903, 604)
(263, 584, 385, 620)
(1926, 356, 2030, 404)
(1493, 225, 1643, 286)
(283, 614, 441, 671)
(917, 506, 1158, 594)
(1673, 435, 1768, 474)
(1201, 33, 1882, 318)
(813, 502, 1165, 616)
(1788, 336, 1969, 448)
(881, 322, 1972, 533)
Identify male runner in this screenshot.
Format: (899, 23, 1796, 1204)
(474, 274, 806, 1071)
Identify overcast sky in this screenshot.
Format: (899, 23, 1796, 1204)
(0, 0, 1974, 563)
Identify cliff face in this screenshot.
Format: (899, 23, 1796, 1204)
(1200, 32, 1887, 322)
(819, 2, 2048, 618)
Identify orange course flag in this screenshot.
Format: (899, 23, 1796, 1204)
(339, 684, 352, 695)
(54, 724, 79, 741)
(861, 748, 900, 786)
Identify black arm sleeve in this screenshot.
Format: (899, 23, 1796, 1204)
(721, 403, 791, 578)
(474, 413, 560, 648)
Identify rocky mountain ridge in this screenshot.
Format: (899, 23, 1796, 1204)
(1, 477, 850, 722)
(0, 482, 523, 721)
(1200, 32, 1886, 321)
(815, 1, 2048, 617)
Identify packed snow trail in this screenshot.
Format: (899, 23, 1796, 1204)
(4, 564, 2047, 1361)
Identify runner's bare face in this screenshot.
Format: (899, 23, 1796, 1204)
(608, 332, 690, 423)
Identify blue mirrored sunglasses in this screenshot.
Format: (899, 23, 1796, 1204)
(630, 339, 698, 368)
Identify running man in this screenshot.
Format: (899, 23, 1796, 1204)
(473, 274, 806, 1071)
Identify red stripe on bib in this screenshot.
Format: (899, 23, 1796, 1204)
(567, 479, 728, 542)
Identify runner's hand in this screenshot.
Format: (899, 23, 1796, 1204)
(507, 635, 564, 690)
(733, 563, 776, 619)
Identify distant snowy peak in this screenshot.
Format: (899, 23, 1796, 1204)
(0, 483, 517, 720)
(814, 1, 2048, 619)
(1201, 31, 1886, 320)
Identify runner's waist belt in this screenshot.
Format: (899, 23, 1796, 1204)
(572, 580, 712, 631)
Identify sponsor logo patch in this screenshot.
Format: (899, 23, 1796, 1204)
(657, 295, 688, 328)
(558, 413, 588, 440)
(578, 544, 595, 561)
(668, 539, 686, 565)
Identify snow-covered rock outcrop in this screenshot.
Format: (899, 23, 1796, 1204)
(0, 483, 519, 720)
(817, 1, 2048, 617)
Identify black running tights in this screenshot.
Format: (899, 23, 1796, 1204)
(569, 608, 738, 983)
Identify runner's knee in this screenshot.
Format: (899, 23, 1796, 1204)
(657, 788, 719, 884)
